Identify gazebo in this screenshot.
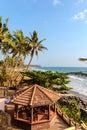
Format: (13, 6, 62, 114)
(13, 84, 60, 130)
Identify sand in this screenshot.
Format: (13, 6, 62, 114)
(69, 90, 87, 103)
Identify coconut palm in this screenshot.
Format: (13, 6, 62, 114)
(0, 17, 8, 54)
(0, 17, 16, 58)
(0, 60, 4, 66)
(0, 17, 8, 43)
(27, 31, 47, 70)
(10, 30, 28, 70)
(1, 33, 17, 60)
(0, 64, 10, 87)
(79, 58, 87, 62)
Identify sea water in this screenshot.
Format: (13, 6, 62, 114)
(33, 66, 87, 96)
(41, 66, 87, 73)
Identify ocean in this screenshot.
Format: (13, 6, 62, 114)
(32, 66, 87, 96)
(41, 66, 87, 73)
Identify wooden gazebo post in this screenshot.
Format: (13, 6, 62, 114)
(48, 105, 50, 120)
(54, 103, 56, 113)
(31, 107, 33, 123)
(15, 104, 18, 118)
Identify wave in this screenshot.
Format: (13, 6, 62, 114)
(30, 67, 46, 71)
(68, 75, 87, 96)
(68, 75, 85, 81)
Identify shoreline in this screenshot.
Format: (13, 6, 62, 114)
(69, 90, 87, 103)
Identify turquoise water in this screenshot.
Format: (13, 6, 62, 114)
(32, 66, 87, 96)
(41, 67, 87, 73)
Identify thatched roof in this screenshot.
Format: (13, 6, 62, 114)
(13, 84, 60, 107)
(14, 73, 31, 82)
(10, 73, 31, 86)
(10, 73, 30, 81)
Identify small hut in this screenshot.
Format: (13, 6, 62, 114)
(13, 84, 60, 130)
(0, 87, 7, 98)
(10, 73, 31, 87)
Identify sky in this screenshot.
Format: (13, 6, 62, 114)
(1, 0, 87, 67)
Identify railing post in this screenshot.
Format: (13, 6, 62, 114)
(62, 112, 64, 118)
(75, 123, 79, 130)
(69, 118, 73, 126)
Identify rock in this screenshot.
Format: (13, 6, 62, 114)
(0, 110, 11, 129)
(58, 95, 87, 119)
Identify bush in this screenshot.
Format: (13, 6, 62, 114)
(61, 100, 81, 122)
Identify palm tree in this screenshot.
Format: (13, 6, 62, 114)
(11, 30, 28, 71)
(79, 58, 87, 62)
(0, 17, 8, 43)
(0, 17, 9, 54)
(2, 32, 16, 55)
(27, 31, 47, 70)
(0, 64, 10, 87)
(0, 60, 4, 66)
(0, 17, 16, 59)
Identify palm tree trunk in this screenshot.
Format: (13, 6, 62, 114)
(27, 56, 33, 70)
(14, 54, 21, 72)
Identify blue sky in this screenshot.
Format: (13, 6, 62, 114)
(1, 0, 87, 67)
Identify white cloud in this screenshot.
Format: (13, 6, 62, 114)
(53, 0, 61, 5)
(72, 9, 87, 21)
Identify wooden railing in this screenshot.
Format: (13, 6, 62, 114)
(56, 107, 75, 126)
(64, 126, 75, 130)
(80, 121, 87, 130)
(56, 107, 81, 129)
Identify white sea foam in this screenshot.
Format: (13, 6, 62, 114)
(30, 67, 45, 71)
(68, 75, 87, 96)
(69, 75, 85, 81)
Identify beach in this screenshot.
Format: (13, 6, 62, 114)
(69, 90, 87, 103)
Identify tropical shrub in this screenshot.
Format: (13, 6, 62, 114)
(61, 100, 81, 122)
(21, 70, 72, 91)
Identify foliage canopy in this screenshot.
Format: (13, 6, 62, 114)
(21, 70, 72, 91)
